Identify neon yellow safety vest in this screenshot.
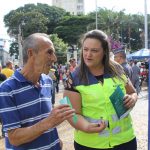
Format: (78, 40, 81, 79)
(71, 70, 135, 149)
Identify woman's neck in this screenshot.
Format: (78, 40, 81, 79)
(89, 65, 104, 76)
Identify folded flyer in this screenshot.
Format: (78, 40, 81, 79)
(59, 96, 78, 123)
(109, 86, 131, 119)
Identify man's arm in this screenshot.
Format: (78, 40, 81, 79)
(8, 104, 75, 146)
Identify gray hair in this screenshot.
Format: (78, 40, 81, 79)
(22, 33, 50, 64)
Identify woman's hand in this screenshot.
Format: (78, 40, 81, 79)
(123, 94, 137, 109)
(86, 120, 107, 133)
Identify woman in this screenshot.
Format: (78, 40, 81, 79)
(64, 30, 138, 150)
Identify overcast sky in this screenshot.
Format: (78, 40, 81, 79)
(0, 0, 149, 38)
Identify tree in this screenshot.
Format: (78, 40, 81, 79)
(50, 34, 68, 64)
(3, 3, 67, 38)
(54, 15, 95, 47)
(9, 42, 19, 57)
(88, 8, 146, 51)
(9, 34, 68, 64)
(21, 11, 48, 38)
(36, 3, 67, 34)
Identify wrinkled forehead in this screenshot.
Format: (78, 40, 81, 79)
(41, 36, 55, 49)
(42, 36, 53, 45)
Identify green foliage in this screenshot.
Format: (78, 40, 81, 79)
(9, 42, 19, 57)
(4, 3, 67, 38)
(4, 3, 150, 53)
(36, 4, 67, 34)
(88, 7, 147, 51)
(50, 34, 68, 64)
(54, 15, 95, 45)
(21, 11, 48, 37)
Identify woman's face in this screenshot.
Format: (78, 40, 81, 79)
(82, 38, 104, 68)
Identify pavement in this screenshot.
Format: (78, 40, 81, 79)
(0, 81, 148, 150)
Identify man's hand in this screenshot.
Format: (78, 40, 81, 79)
(47, 104, 75, 127)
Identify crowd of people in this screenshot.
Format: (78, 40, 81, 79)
(0, 30, 148, 150)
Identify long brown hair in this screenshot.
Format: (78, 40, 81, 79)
(78, 30, 125, 84)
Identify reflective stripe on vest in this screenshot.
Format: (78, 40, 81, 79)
(112, 114, 119, 122)
(112, 126, 121, 134)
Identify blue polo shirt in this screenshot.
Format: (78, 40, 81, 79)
(0, 69, 61, 150)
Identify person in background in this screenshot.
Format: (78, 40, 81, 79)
(49, 68, 57, 105)
(62, 69, 67, 86)
(14, 64, 19, 70)
(131, 60, 141, 94)
(1, 60, 14, 78)
(53, 64, 60, 93)
(114, 48, 133, 83)
(69, 58, 77, 72)
(0, 33, 75, 150)
(64, 30, 138, 150)
(0, 73, 6, 83)
(0, 70, 6, 139)
(0, 62, 7, 84)
(129, 60, 134, 67)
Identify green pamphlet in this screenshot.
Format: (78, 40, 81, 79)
(109, 86, 131, 119)
(59, 96, 78, 124)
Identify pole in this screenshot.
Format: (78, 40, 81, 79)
(145, 0, 150, 149)
(148, 45, 150, 149)
(18, 24, 23, 67)
(144, 0, 148, 49)
(95, 0, 98, 29)
(67, 52, 70, 63)
(73, 50, 77, 62)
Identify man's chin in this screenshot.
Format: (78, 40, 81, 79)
(43, 67, 51, 75)
(44, 71, 49, 75)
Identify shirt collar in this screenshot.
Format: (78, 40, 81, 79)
(13, 69, 28, 82)
(14, 69, 44, 85)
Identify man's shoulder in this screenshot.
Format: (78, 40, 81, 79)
(71, 67, 80, 78)
(0, 76, 18, 92)
(122, 62, 132, 70)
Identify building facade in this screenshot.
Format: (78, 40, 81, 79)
(0, 38, 13, 66)
(52, 0, 84, 15)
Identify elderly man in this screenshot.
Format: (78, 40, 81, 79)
(0, 33, 75, 150)
(132, 60, 141, 94)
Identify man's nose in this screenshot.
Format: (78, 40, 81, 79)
(53, 53, 57, 62)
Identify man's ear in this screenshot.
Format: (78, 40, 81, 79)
(27, 48, 34, 58)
